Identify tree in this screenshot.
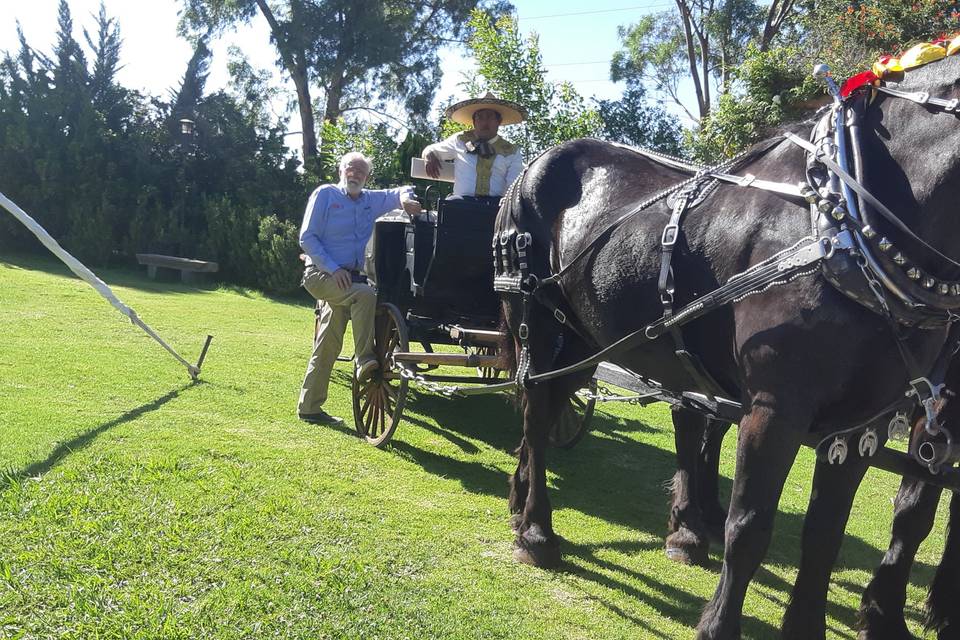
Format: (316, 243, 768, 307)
(178, 0, 510, 174)
(611, 0, 796, 122)
(594, 86, 683, 155)
(800, 0, 960, 81)
(462, 10, 602, 156)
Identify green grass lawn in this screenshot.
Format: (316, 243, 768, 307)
(0, 252, 950, 639)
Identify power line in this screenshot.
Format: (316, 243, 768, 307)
(517, 3, 674, 21)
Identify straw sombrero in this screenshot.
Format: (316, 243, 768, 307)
(446, 92, 527, 126)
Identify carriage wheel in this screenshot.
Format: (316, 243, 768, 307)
(352, 303, 409, 448)
(548, 381, 597, 449)
(474, 345, 504, 379)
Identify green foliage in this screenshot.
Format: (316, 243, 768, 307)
(464, 10, 602, 155)
(594, 86, 683, 155)
(802, 0, 960, 80)
(612, 0, 766, 121)
(178, 0, 511, 172)
(253, 213, 302, 294)
(611, 13, 691, 112)
(318, 119, 404, 188)
(686, 44, 816, 162)
(686, 1, 960, 161)
(0, 2, 307, 293)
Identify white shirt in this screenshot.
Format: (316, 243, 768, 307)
(422, 131, 523, 197)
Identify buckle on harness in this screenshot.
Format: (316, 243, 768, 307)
(906, 377, 944, 437)
(662, 223, 680, 247)
(515, 232, 531, 251)
(947, 98, 960, 112)
(554, 308, 567, 325)
(912, 91, 930, 105)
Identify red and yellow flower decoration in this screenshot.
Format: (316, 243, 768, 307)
(840, 35, 960, 98)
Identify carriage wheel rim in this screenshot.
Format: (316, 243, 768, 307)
(548, 382, 597, 449)
(352, 303, 408, 447)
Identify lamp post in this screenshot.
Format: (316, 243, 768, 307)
(177, 118, 197, 255)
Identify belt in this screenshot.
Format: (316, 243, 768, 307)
(347, 269, 367, 284)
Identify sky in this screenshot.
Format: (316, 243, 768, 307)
(0, 1, 680, 139)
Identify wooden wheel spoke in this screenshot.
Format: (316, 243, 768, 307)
(384, 328, 400, 355)
(359, 384, 376, 422)
(385, 392, 395, 419)
(365, 393, 379, 437)
(378, 386, 386, 437)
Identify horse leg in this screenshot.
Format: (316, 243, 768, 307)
(781, 448, 874, 640)
(696, 404, 804, 639)
(667, 408, 712, 566)
(699, 419, 732, 542)
(858, 475, 941, 640)
(928, 487, 960, 639)
(512, 379, 568, 568)
(509, 435, 529, 532)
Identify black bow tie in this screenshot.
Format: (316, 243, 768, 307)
(465, 139, 495, 158)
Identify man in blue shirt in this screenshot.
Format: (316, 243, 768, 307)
(297, 151, 421, 424)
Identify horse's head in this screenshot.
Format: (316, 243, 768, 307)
(859, 53, 960, 285)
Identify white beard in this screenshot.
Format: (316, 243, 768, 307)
(342, 179, 364, 196)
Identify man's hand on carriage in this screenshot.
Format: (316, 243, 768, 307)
(401, 195, 422, 216)
(424, 152, 441, 179)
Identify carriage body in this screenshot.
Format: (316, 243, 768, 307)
(372, 197, 501, 347)
(347, 196, 594, 448)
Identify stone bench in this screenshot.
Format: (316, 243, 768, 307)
(136, 253, 219, 284)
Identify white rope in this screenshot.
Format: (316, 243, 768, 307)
(0, 191, 200, 379)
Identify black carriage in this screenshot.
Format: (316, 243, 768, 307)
(346, 196, 595, 448)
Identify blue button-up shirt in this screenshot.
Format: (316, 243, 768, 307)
(299, 183, 414, 273)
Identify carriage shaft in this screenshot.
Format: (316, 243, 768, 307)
(392, 351, 505, 368)
(869, 446, 960, 493)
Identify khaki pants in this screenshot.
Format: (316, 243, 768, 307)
(297, 266, 376, 414)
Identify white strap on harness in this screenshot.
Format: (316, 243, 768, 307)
(709, 171, 805, 199)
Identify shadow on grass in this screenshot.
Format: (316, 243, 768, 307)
(385, 389, 942, 628)
(0, 382, 197, 492)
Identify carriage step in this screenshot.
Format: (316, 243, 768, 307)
(446, 325, 507, 346)
(393, 352, 505, 368)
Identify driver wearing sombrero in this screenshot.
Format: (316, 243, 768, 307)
(422, 92, 525, 201)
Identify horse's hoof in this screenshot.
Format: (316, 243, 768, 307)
(666, 527, 709, 567)
(513, 542, 562, 568)
(513, 524, 562, 568)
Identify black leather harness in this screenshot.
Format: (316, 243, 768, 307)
(493, 71, 960, 473)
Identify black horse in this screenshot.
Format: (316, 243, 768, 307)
(497, 53, 960, 639)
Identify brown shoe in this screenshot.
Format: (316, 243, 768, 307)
(356, 358, 380, 383)
(297, 410, 344, 425)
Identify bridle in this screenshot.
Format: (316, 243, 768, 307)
(795, 73, 960, 319)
